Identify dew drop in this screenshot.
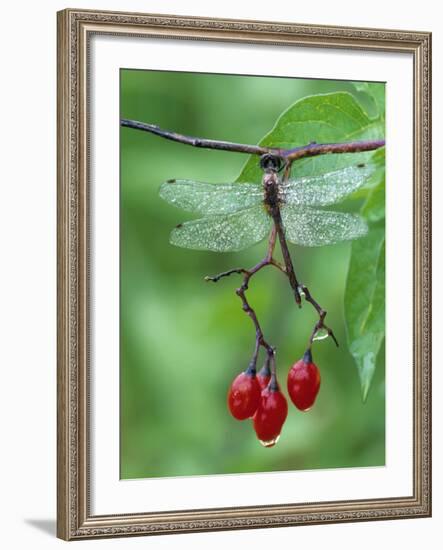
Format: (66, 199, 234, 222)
(259, 435, 280, 448)
(312, 327, 329, 341)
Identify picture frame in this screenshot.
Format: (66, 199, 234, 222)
(57, 8, 431, 540)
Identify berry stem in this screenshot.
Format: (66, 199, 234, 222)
(303, 348, 313, 364)
(268, 353, 277, 381)
(206, 228, 279, 366)
(299, 284, 339, 348)
(248, 334, 261, 372)
(270, 208, 302, 306)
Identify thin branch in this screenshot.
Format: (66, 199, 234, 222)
(283, 140, 386, 162)
(236, 279, 275, 359)
(270, 208, 301, 306)
(121, 118, 385, 160)
(249, 334, 261, 371)
(268, 353, 278, 386)
(121, 119, 274, 156)
(299, 284, 339, 348)
(205, 229, 278, 364)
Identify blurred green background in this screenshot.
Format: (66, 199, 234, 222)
(120, 70, 385, 479)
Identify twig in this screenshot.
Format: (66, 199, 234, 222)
(206, 228, 279, 368)
(121, 118, 385, 161)
(236, 277, 275, 362)
(270, 207, 301, 306)
(283, 140, 385, 162)
(121, 119, 273, 156)
(299, 284, 339, 348)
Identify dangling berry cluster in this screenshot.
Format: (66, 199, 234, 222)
(227, 347, 321, 447)
(207, 157, 338, 448)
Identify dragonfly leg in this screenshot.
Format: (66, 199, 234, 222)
(282, 159, 293, 181)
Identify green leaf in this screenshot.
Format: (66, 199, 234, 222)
(348, 147, 386, 201)
(345, 229, 385, 401)
(237, 92, 385, 184)
(362, 177, 385, 222)
(346, 144, 385, 400)
(354, 82, 386, 119)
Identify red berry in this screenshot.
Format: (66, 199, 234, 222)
(257, 359, 272, 390)
(253, 378, 288, 447)
(287, 349, 321, 411)
(227, 366, 261, 420)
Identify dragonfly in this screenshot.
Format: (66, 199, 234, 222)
(159, 155, 374, 252)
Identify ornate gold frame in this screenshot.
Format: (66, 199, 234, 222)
(57, 8, 432, 540)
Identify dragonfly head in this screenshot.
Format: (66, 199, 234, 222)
(259, 154, 282, 174)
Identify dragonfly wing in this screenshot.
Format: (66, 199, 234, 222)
(281, 205, 368, 247)
(170, 205, 271, 252)
(281, 164, 375, 207)
(159, 179, 263, 215)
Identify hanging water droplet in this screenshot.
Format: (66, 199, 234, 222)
(297, 286, 306, 298)
(313, 327, 329, 341)
(259, 435, 280, 448)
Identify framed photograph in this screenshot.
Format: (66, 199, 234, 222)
(57, 8, 431, 540)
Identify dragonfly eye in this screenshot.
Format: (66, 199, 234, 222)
(259, 154, 282, 173)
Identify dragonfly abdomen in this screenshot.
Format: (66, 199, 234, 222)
(263, 173, 282, 216)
